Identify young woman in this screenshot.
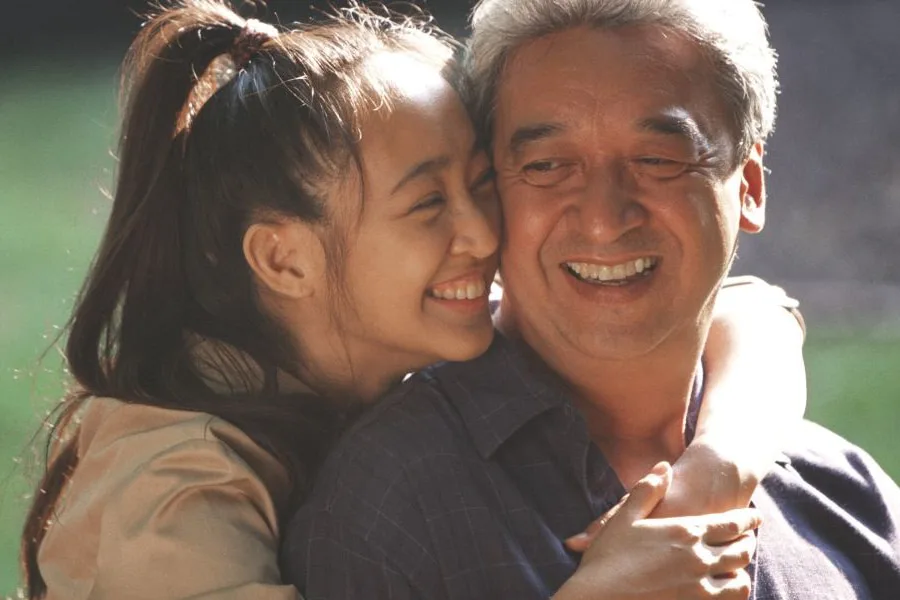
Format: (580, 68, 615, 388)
(21, 2, 806, 598)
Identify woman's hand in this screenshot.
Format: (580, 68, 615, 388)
(558, 463, 760, 600)
(650, 440, 748, 519)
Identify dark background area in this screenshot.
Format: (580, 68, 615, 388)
(0, 1, 477, 59)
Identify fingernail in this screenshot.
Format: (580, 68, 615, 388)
(652, 461, 671, 476)
(565, 533, 589, 545)
(643, 471, 665, 486)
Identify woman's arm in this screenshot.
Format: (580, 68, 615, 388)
(654, 276, 807, 517)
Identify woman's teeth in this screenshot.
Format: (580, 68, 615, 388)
(565, 257, 657, 283)
(429, 279, 487, 300)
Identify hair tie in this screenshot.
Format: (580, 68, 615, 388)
(175, 19, 278, 137)
(231, 19, 279, 67)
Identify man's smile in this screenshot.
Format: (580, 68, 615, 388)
(563, 257, 659, 286)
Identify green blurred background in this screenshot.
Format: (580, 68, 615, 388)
(2, 1, 900, 595)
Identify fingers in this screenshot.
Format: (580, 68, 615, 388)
(660, 509, 758, 579)
(620, 509, 757, 591)
(701, 568, 752, 599)
(564, 497, 625, 552)
(706, 531, 757, 576)
(617, 461, 672, 522)
(565, 462, 671, 553)
(585, 498, 623, 537)
(703, 508, 762, 546)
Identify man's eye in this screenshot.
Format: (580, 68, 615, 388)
(521, 160, 574, 187)
(633, 157, 688, 178)
(524, 160, 561, 173)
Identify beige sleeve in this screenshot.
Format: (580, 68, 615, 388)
(41, 426, 301, 600)
(720, 275, 806, 338)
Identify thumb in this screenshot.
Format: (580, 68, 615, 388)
(565, 496, 626, 552)
(614, 461, 672, 523)
(565, 462, 671, 552)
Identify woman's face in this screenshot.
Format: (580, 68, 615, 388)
(325, 57, 500, 388)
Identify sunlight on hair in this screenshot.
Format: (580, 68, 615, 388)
(364, 50, 450, 112)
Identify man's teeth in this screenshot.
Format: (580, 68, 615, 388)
(429, 279, 487, 300)
(566, 257, 657, 282)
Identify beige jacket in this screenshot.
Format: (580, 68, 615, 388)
(39, 396, 301, 600)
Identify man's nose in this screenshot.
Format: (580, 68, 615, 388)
(450, 199, 500, 260)
(570, 167, 646, 243)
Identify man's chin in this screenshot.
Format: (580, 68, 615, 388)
(565, 327, 671, 362)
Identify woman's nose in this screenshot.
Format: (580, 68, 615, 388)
(450, 195, 500, 259)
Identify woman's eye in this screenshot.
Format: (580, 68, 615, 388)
(521, 159, 574, 187)
(471, 166, 496, 190)
(412, 194, 445, 213)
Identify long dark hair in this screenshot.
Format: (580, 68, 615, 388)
(20, 1, 457, 596)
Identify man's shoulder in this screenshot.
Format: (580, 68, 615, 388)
(283, 334, 567, 573)
(281, 374, 485, 585)
(337, 376, 458, 462)
(302, 334, 534, 506)
(765, 419, 900, 537)
(754, 421, 900, 595)
(293, 374, 474, 523)
(782, 420, 897, 487)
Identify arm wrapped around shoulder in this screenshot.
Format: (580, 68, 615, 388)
(653, 276, 808, 517)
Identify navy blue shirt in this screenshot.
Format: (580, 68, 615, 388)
(282, 333, 900, 599)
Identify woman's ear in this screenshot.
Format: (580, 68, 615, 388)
(738, 141, 766, 234)
(243, 219, 325, 300)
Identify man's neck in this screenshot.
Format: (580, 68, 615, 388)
(498, 307, 710, 488)
(571, 346, 703, 487)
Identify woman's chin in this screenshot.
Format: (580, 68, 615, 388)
(436, 325, 496, 364)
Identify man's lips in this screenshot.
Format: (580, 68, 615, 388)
(562, 256, 659, 285)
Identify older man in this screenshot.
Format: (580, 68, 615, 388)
(282, 1, 900, 598)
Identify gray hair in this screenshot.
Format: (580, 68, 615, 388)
(466, 0, 779, 160)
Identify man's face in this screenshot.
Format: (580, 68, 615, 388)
(493, 25, 765, 364)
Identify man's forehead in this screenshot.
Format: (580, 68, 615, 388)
(492, 26, 722, 146)
(505, 23, 702, 69)
(504, 27, 706, 90)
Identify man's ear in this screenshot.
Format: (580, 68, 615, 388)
(243, 219, 325, 300)
(738, 141, 766, 234)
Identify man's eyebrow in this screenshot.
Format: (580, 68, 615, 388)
(638, 115, 711, 150)
(507, 122, 565, 155)
(391, 156, 451, 195)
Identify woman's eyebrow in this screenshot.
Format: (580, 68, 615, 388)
(391, 156, 451, 194)
(392, 140, 487, 195)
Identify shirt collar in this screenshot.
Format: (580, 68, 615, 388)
(424, 330, 711, 460)
(420, 331, 569, 459)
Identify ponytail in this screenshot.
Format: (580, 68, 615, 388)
(19, 3, 281, 597)
(69, 3, 246, 397)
